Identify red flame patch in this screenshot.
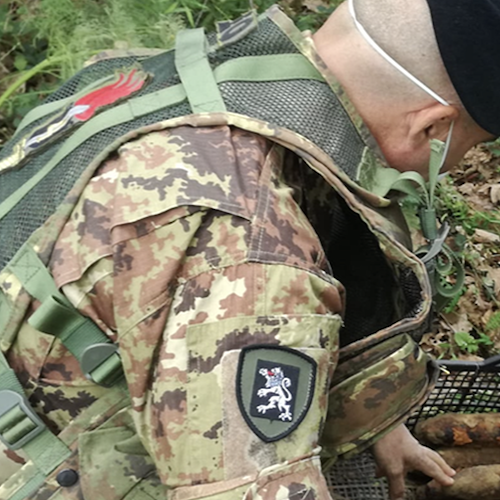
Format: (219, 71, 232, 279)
(73, 69, 146, 121)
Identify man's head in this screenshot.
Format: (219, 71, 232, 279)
(313, 0, 496, 174)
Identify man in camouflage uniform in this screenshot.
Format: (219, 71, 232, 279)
(0, 0, 498, 500)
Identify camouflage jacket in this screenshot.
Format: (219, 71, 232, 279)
(0, 7, 434, 500)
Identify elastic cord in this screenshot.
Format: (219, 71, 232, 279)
(440, 121, 454, 169)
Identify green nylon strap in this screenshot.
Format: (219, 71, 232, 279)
(8, 243, 122, 386)
(175, 28, 226, 113)
(0, 291, 11, 344)
(0, 53, 327, 222)
(0, 355, 23, 386)
(7, 244, 59, 303)
(91, 353, 123, 386)
(29, 294, 110, 360)
(8, 471, 46, 500)
(213, 54, 324, 82)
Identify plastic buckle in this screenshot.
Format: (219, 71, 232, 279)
(0, 390, 46, 450)
(81, 343, 123, 387)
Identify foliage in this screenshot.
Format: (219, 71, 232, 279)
(436, 176, 500, 235)
(416, 146, 500, 361)
(486, 312, 500, 334)
(454, 331, 494, 355)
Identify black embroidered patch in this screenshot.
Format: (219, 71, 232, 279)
(249, 360, 299, 422)
(236, 345, 317, 442)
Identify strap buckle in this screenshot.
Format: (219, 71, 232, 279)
(81, 343, 123, 387)
(0, 390, 45, 450)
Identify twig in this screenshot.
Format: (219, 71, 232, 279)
(195, 0, 210, 27)
(0, 56, 65, 110)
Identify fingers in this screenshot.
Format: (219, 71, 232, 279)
(427, 449, 456, 478)
(415, 449, 455, 487)
(386, 469, 406, 500)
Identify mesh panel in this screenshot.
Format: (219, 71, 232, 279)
(220, 79, 364, 181)
(408, 369, 500, 426)
(399, 267, 424, 318)
(326, 453, 391, 500)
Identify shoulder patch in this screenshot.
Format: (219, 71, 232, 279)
(216, 10, 258, 48)
(0, 68, 149, 175)
(236, 344, 316, 442)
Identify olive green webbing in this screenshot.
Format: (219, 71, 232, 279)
(8, 244, 122, 378)
(175, 28, 226, 113)
(0, 54, 325, 223)
(7, 243, 59, 302)
(0, 242, 128, 499)
(213, 54, 323, 82)
(8, 471, 46, 500)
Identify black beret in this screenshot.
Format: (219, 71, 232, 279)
(427, 0, 500, 136)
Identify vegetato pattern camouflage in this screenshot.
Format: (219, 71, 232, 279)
(2, 126, 343, 499)
(0, 6, 436, 500)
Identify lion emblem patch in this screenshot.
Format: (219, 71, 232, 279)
(236, 345, 316, 442)
(255, 366, 294, 421)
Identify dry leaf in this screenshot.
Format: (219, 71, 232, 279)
(491, 184, 500, 205)
(304, 0, 330, 12)
(442, 311, 474, 334)
(473, 229, 500, 244)
(488, 268, 500, 297)
(458, 183, 475, 196)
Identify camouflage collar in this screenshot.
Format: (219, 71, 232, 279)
(265, 6, 388, 168)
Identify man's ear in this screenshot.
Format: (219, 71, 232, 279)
(409, 103, 459, 145)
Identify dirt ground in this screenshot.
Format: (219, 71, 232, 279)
(420, 145, 500, 361)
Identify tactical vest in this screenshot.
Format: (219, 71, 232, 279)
(0, 6, 437, 500)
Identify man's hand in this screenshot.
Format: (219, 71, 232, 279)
(371, 424, 456, 500)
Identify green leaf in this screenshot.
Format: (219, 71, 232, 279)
(477, 332, 494, 346)
(454, 331, 477, 353)
(164, 2, 179, 14)
(14, 53, 28, 72)
(486, 312, 500, 332)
